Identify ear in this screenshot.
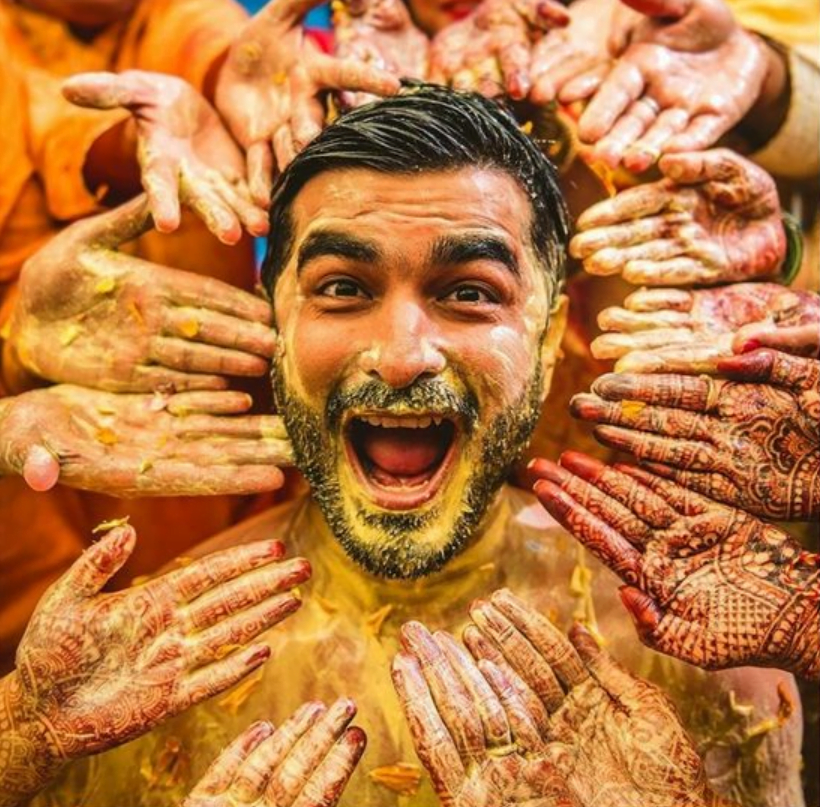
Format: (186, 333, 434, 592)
(538, 293, 568, 402)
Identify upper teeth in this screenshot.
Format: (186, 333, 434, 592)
(360, 415, 444, 429)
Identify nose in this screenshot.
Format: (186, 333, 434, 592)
(359, 300, 446, 389)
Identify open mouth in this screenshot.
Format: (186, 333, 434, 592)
(345, 412, 459, 511)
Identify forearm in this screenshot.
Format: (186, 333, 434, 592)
(0, 673, 62, 807)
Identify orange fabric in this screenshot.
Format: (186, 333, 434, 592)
(0, 0, 267, 667)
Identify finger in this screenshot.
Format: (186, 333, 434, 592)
(462, 624, 551, 737)
(292, 727, 367, 807)
(182, 557, 311, 632)
(623, 108, 690, 173)
(58, 524, 137, 599)
(166, 390, 253, 416)
(434, 631, 512, 749)
(718, 349, 819, 391)
(175, 643, 271, 710)
(498, 38, 532, 100)
(533, 478, 642, 584)
(62, 70, 147, 109)
(623, 288, 693, 312)
(247, 141, 274, 209)
(529, 459, 656, 546)
(570, 393, 714, 441)
(575, 184, 673, 230)
(591, 329, 697, 360)
(180, 174, 243, 245)
(664, 114, 729, 154)
(569, 214, 686, 260)
(554, 451, 679, 529)
(130, 365, 229, 393)
(585, 239, 689, 277)
(231, 702, 327, 802)
(658, 148, 739, 185)
(273, 124, 298, 172)
(400, 622, 485, 764)
(568, 623, 643, 700)
(597, 306, 691, 332)
(470, 600, 566, 712)
(577, 60, 644, 143)
(188, 721, 275, 797)
(734, 324, 820, 358)
(22, 445, 60, 492)
(134, 462, 285, 496)
(149, 337, 269, 376)
(164, 436, 292, 468)
(490, 589, 588, 688)
(310, 53, 402, 97)
(210, 172, 270, 237)
(266, 698, 358, 805)
(163, 270, 272, 323)
(477, 659, 545, 751)
(391, 652, 465, 799)
(613, 463, 713, 515)
(592, 97, 658, 168)
(162, 306, 275, 358)
(637, 466, 743, 513)
(515, 0, 570, 29)
(558, 61, 610, 103)
(591, 372, 718, 411)
(173, 414, 288, 440)
(164, 539, 286, 603)
(187, 592, 302, 667)
(533, 51, 608, 105)
(142, 152, 182, 233)
(613, 343, 729, 374)
(621, 256, 719, 285)
(592, 425, 724, 472)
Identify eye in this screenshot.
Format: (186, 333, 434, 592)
(318, 279, 370, 299)
(442, 284, 499, 304)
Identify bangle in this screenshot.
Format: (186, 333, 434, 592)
(779, 212, 803, 286)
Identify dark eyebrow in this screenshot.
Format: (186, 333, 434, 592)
(297, 229, 382, 273)
(429, 234, 520, 276)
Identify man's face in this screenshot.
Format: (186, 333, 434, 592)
(273, 168, 557, 579)
(404, 0, 480, 34)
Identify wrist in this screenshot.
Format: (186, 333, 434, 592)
(736, 33, 789, 149)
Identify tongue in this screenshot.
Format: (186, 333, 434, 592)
(361, 426, 446, 476)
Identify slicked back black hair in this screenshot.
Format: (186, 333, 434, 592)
(261, 82, 569, 304)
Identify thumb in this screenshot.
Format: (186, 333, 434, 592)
(67, 193, 154, 251)
(59, 524, 138, 599)
(659, 148, 742, 186)
(62, 70, 156, 111)
(618, 585, 662, 639)
(569, 621, 642, 699)
(22, 445, 60, 492)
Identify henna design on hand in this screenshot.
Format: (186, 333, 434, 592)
(532, 454, 820, 680)
(183, 701, 365, 807)
(570, 350, 819, 520)
(0, 525, 310, 805)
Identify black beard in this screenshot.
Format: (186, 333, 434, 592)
(273, 363, 543, 579)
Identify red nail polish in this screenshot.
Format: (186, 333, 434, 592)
(739, 338, 761, 354)
(247, 645, 271, 666)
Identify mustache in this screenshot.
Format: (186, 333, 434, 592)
(327, 378, 479, 434)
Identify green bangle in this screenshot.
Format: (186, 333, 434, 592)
(779, 212, 803, 286)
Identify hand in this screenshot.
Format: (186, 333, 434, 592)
(572, 0, 768, 171)
(393, 621, 581, 807)
(1, 525, 310, 802)
(333, 0, 430, 108)
(531, 456, 820, 680)
(570, 150, 786, 285)
(464, 589, 718, 806)
(569, 350, 819, 520)
(215, 0, 399, 204)
(0, 384, 290, 496)
(428, 0, 569, 100)
(529, 0, 614, 106)
(588, 283, 818, 374)
(9, 196, 275, 393)
(183, 701, 365, 807)
(63, 70, 268, 244)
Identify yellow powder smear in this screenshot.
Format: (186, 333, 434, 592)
(218, 666, 264, 715)
(272, 71, 287, 86)
(179, 319, 200, 338)
(314, 592, 339, 614)
(620, 400, 646, 419)
(369, 762, 423, 795)
(364, 603, 394, 637)
(95, 427, 119, 446)
(59, 324, 82, 346)
(128, 300, 145, 326)
(95, 276, 116, 294)
(92, 516, 131, 534)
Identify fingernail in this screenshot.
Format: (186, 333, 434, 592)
(246, 645, 271, 666)
(738, 338, 761, 354)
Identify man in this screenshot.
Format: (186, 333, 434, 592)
(37, 85, 802, 807)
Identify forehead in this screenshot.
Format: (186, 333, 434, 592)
(289, 168, 534, 250)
